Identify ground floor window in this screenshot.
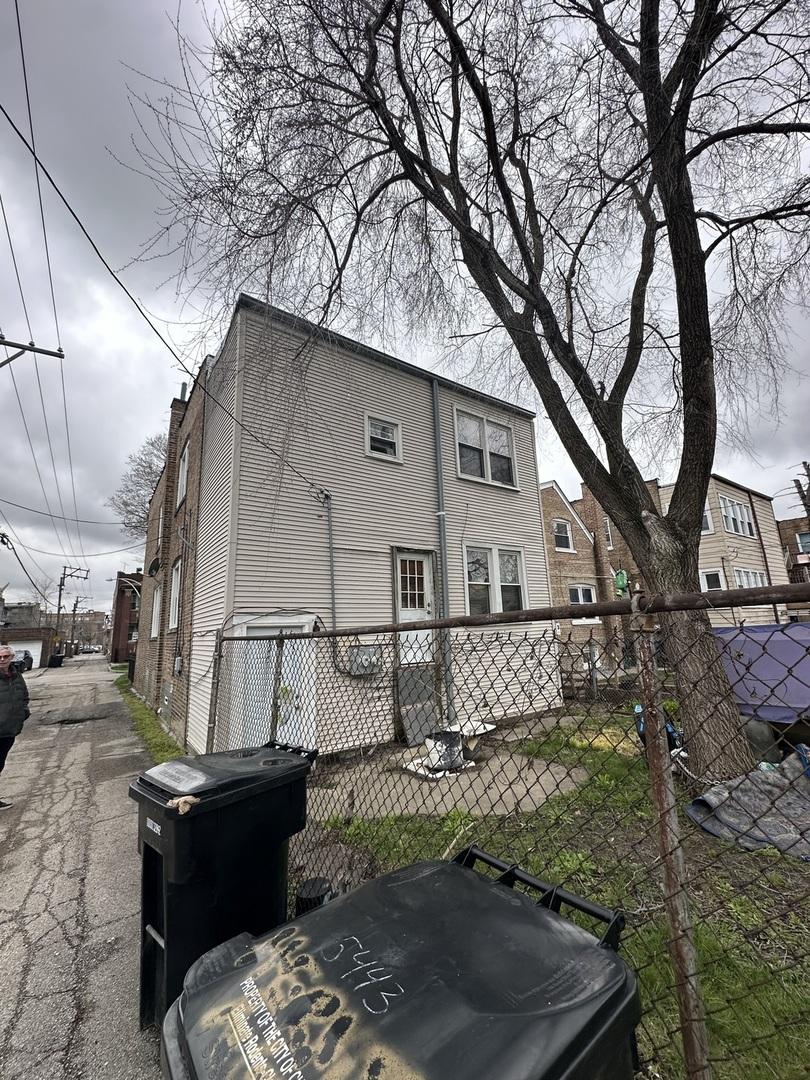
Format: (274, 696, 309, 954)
(464, 546, 525, 615)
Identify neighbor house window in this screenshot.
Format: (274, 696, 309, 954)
(169, 560, 182, 629)
(719, 495, 755, 537)
(176, 443, 189, 507)
(604, 518, 613, 549)
(150, 584, 162, 638)
(700, 569, 725, 591)
(456, 410, 516, 486)
(366, 416, 401, 460)
(702, 506, 713, 534)
(734, 568, 767, 589)
(465, 546, 525, 615)
(568, 583, 600, 624)
(797, 532, 810, 554)
(156, 505, 164, 550)
(553, 519, 573, 551)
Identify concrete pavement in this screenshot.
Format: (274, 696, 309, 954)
(0, 656, 161, 1079)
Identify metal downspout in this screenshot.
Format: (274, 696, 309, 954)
(432, 378, 456, 727)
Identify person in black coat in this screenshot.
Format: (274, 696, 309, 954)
(0, 645, 30, 810)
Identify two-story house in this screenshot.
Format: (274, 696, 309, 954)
(135, 296, 560, 755)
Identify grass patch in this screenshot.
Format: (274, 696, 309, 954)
(114, 674, 184, 764)
(109, 663, 129, 672)
(315, 708, 809, 1079)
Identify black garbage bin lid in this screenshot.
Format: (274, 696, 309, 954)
(173, 859, 639, 1080)
(135, 747, 310, 811)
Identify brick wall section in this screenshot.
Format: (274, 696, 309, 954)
(539, 485, 607, 653)
(778, 514, 810, 618)
(110, 573, 142, 663)
(133, 378, 205, 744)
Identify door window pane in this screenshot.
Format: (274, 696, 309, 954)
(400, 559, 425, 610)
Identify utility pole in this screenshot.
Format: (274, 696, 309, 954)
(68, 596, 89, 657)
(794, 464, 810, 517)
(55, 566, 89, 650)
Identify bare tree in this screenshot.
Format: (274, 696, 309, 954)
(107, 433, 168, 540)
(137, 0, 809, 778)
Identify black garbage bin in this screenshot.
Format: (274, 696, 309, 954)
(161, 845, 640, 1080)
(129, 742, 315, 1029)
(48, 653, 64, 668)
(128, 654, 136, 682)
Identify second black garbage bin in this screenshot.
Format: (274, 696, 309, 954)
(162, 845, 640, 1080)
(129, 743, 315, 1028)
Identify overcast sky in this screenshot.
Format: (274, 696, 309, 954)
(1, 2, 808, 614)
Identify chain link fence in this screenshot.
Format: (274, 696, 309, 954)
(211, 587, 810, 1079)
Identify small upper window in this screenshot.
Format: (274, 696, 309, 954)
(719, 495, 755, 538)
(456, 410, 516, 486)
(700, 569, 724, 591)
(797, 532, 810, 554)
(604, 517, 613, 549)
(176, 443, 189, 508)
(553, 520, 573, 551)
(150, 584, 162, 638)
(701, 506, 713, 534)
(366, 416, 401, 460)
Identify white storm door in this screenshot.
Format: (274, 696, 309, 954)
(396, 553, 435, 665)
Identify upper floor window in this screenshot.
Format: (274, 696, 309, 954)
(719, 495, 755, 538)
(176, 443, 189, 508)
(366, 416, 401, 461)
(734, 568, 767, 589)
(701, 506, 713, 534)
(700, 569, 725, 591)
(456, 411, 515, 486)
(156, 505, 164, 550)
(604, 518, 613, 549)
(465, 546, 525, 615)
(553, 519, 573, 551)
(797, 532, 810, 554)
(169, 559, 182, 629)
(150, 584, 162, 638)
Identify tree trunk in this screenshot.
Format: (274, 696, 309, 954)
(634, 521, 757, 782)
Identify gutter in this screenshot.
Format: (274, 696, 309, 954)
(432, 378, 456, 728)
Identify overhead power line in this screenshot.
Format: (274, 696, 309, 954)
(0, 531, 51, 602)
(0, 496, 123, 525)
(0, 190, 33, 340)
(0, 100, 328, 504)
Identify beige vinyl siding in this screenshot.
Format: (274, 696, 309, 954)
(659, 479, 787, 627)
(187, 329, 239, 751)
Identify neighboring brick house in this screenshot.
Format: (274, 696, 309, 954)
(133, 379, 205, 744)
(777, 514, 810, 621)
(109, 571, 143, 663)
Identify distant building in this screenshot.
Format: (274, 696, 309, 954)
(109, 572, 142, 663)
(777, 514, 810, 622)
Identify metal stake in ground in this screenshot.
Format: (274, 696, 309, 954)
(637, 616, 712, 1080)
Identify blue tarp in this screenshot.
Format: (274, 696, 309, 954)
(714, 623, 810, 725)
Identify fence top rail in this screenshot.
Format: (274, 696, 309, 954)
(218, 581, 810, 642)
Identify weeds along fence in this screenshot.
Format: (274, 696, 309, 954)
(211, 585, 810, 1080)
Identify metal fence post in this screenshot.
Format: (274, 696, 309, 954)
(637, 616, 712, 1080)
(205, 629, 224, 754)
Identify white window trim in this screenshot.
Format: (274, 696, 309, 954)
(699, 568, 726, 592)
(701, 505, 714, 535)
(169, 559, 182, 630)
(364, 413, 403, 464)
(553, 519, 575, 553)
(719, 494, 756, 539)
(150, 584, 162, 639)
(733, 567, 767, 589)
(453, 405, 519, 489)
(176, 443, 189, 508)
(156, 505, 164, 550)
(604, 517, 614, 550)
(797, 532, 810, 554)
(462, 543, 528, 616)
(568, 583, 600, 624)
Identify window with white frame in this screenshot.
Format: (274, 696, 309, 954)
(366, 416, 401, 460)
(150, 584, 162, 638)
(169, 559, 182, 629)
(568, 583, 600, 623)
(702, 505, 713, 534)
(553, 519, 573, 551)
(604, 517, 613, 549)
(465, 546, 525, 615)
(456, 411, 516, 486)
(176, 443, 189, 507)
(699, 569, 725, 591)
(734, 568, 767, 589)
(797, 532, 810, 554)
(156, 505, 164, 550)
(719, 494, 755, 537)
